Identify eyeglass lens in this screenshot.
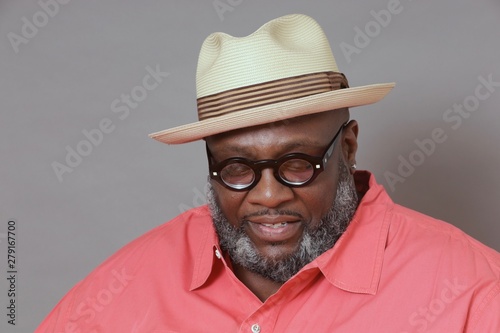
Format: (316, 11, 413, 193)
(220, 157, 315, 188)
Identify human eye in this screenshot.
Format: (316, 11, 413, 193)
(280, 159, 314, 183)
(283, 159, 312, 171)
(221, 163, 254, 184)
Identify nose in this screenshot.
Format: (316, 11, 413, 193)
(246, 168, 294, 208)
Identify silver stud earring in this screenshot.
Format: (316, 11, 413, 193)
(351, 163, 357, 170)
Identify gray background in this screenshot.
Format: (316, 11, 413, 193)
(1, 0, 499, 331)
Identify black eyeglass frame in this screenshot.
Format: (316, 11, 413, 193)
(206, 122, 347, 191)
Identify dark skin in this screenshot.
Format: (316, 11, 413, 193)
(205, 109, 359, 301)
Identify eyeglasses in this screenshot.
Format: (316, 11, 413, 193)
(206, 123, 346, 191)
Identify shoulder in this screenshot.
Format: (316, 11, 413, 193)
(86, 205, 213, 279)
(386, 203, 500, 330)
(390, 203, 499, 267)
(356, 172, 499, 279)
(91, 205, 212, 271)
(36, 206, 214, 332)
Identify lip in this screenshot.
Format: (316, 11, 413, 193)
(246, 215, 302, 243)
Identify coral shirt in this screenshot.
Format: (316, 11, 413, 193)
(36, 172, 500, 332)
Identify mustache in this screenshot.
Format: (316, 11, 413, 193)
(242, 209, 303, 221)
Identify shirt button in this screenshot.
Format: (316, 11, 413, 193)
(215, 249, 222, 259)
(251, 323, 261, 333)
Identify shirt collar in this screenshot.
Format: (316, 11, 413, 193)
(313, 171, 392, 295)
(189, 208, 221, 291)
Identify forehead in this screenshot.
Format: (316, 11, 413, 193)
(206, 110, 346, 156)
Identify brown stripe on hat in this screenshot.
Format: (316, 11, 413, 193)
(197, 71, 348, 121)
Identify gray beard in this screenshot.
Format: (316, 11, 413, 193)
(207, 158, 359, 283)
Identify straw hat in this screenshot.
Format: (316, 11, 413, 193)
(149, 14, 395, 144)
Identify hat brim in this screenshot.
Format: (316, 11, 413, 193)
(149, 82, 395, 144)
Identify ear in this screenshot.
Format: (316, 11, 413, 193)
(341, 120, 359, 174)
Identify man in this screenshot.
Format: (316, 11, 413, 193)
(37, 14, 499, 332)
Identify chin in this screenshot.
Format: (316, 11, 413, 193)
(257, 242, 300, 261)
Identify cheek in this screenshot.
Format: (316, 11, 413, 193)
(301, 168, 339, 215)
(300, 184, 336, 218)
(212, 183, 246, 225)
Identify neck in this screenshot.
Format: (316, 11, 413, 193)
(233, 263, 283, 302)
